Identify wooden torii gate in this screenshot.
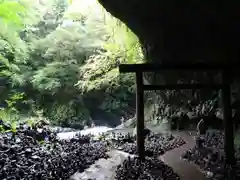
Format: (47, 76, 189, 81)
(119, 62, 235, 170)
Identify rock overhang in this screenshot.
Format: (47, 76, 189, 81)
(98, 0, 240, 64)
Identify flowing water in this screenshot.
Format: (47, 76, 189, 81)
(57, 126, 113, 139)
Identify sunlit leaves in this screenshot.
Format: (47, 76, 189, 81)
(0, 0, 34, 87)
(0, 92, 23, 131)
(0, 0, 27, 27)
(0, 0, 141, 123)
(0, 55, 10, 67)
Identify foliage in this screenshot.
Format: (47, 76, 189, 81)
(0, 0, 26, 69)
(46, 102, 91, 126)
(0, 0, 28, 131)
(0, 0, 143, 127)
(31, 61, 79, 94)
(0, 0, 27, 27)
(0, 93, 24, 133)
(23, 108, 50, 129)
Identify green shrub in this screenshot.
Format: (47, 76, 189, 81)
(45, 103, 91, 127)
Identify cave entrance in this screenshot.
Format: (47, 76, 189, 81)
(119, 62, 235, 174)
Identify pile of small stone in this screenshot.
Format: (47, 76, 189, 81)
(116, 133, 186, 157)
(182, 130, 240, 180)
(115, 156, 180, 180)
(0, 128, 108, 180)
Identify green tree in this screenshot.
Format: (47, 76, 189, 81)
(1, 0, 143, 127)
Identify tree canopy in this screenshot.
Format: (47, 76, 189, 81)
(0, 0, 143, 127)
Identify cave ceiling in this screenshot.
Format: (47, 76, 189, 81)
(98, 0, 240, 64)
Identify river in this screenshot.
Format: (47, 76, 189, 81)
(56, 122, 171, 140)
(57, 126, 113, 139)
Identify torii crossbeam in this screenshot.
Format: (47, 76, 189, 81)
(119, 62, 236, 177)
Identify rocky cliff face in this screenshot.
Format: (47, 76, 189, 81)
(99, 0, 240, 64)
